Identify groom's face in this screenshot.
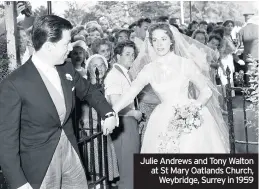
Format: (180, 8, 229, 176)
(49, 29, 73, 65)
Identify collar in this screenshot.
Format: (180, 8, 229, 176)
(113, 63, 129, 76)
(32, 54, 57, 73)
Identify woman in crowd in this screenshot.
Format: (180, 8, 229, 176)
(86, 24, 104, 50)
(207, 22, 216, 35)
(98, 16, 111, 34)
(70, 40, 89, 77)
(71, 25, 88, 42)
(186, 20, 198, 37)
(91, 38, 114, 68)
(207, 34, 224, 85)
(192, 29, 208, 45)
(83, 54, 119, 182)
(207, 34, 228, 114)
(218, 20, 245, 98)
(69, 40, 90, 145)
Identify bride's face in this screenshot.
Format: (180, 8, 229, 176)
(151, 29, 171, 56)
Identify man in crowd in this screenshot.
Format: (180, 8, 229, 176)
(115, 29, 131, 44)
(134, 17, 151, 51)
(104, 41, 143, 189)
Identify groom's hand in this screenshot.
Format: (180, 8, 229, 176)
(102, 112, 118, 135)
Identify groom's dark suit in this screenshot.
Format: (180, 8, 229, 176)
(0, 58, 113, 189)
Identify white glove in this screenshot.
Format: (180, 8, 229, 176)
(102, 114, 117, 135)
(237, 59, 245, 66)
(17, 182, 33, 189)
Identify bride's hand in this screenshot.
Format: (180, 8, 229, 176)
(189, 99, 203, 107)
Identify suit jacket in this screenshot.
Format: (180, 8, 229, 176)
(0, 58, 113, 189)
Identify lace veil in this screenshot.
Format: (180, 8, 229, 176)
(129, 24, 230, 151)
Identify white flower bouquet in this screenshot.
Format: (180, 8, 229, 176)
(157, 101, 203, 153)
(170, 101, 203, 137)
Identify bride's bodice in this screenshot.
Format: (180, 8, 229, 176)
(149, 60, 190, 104)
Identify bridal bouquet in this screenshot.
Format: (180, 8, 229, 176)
(157, 102, 203, 153)
(170, 102, 203, 137)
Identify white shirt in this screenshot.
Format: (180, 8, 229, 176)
(104, 63, 135, 110)
(134, 36, 144, 52)
(113, 63, 132, 83)
(32, 55, 64, 98)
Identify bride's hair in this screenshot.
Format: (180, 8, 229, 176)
(148, 23, 175, 51)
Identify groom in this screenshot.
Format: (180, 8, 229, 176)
(0, 15, 117, 189)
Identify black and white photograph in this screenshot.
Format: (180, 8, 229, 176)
(0, 1, 258, 189)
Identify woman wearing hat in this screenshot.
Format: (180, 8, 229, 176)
(83, 54, 119, 183)
(69, 40, 90, 78)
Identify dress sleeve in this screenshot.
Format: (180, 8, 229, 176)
(184, 59, 212, 105)
(113, 64, 151, 113)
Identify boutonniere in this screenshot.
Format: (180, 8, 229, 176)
(65, 73, 73, 81)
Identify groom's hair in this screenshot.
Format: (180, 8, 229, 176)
(32, 15, 73, 51)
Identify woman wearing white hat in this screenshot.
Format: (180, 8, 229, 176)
(69, 40, 90, 79)
(83, 54, 119, 183)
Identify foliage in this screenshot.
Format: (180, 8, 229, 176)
(33, 5, 48, 17)
(0, 56, 10, 82)
(63, 2, 87, 26)
(0, 4, 4, 19)
(81, 12, 99, 26)
(61, 1, 256, 28)
(244, 56, 259, 137)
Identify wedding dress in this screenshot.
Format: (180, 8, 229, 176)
(118, 52, 230, 153)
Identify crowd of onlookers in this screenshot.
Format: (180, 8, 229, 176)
(55, 15, 257, 112)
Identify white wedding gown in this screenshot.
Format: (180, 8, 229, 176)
(120, 53, 230, 153)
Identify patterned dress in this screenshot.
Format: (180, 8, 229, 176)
(82, 106, 119, 181)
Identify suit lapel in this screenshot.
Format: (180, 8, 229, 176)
(56, 66, 72, 126)
(27, 60, 61, 124)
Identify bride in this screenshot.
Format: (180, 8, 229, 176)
(112, 23, 230, 153)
